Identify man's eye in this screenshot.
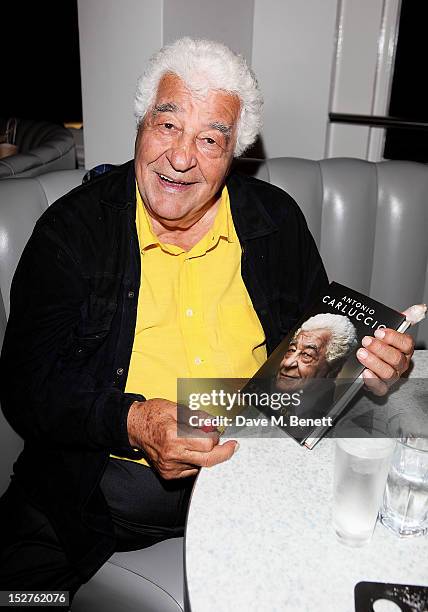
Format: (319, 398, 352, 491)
(301, 352, 315, 362)
(205, 137, 216, 145)
(163, 123, 174, 129)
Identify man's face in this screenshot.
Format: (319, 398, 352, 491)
(275, 329, 333, 392)
(134, 73, 240, 229)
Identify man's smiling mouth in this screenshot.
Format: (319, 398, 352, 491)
(157, 172, 196, 186)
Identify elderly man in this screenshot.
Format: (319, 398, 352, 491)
(0, 37, 414, 599)
(275, 313, 358, 392)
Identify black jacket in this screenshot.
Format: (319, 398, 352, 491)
(0, 160, 328, 578)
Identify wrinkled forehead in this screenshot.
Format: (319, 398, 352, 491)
(293, 329, 332, 349)
(153, 72, 241, 120)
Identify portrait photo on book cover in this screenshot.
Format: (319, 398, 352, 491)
(268, 312, 358, 421)
(274, 312, 358, 393)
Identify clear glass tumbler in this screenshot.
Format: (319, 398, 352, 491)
(333, 438, 396, 547)
(380, 437, 428, 537)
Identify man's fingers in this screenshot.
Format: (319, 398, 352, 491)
(154, 439, 238, 479)
(374, 328, 415, 356)
(358, 336, 408, 379)
(177, 468, 199, 479)
(356, 328, 415, 399)
(183, 440, 239, 468)
(177, 419, 221, 439)
(137, 399, 232, 479)
(177, 406, 215, 425)
(177, 407, 223, 435)
(156, 462, 200, 480)
(200, 440, 239, 468)
(358, 336, 409, 380)
(175, 424, 221, 449)
(362, 368, 389, 396)
(357, 345, 399, 382)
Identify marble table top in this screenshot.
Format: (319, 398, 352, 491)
(185, 351, 428, 612)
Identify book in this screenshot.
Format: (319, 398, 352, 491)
(241, 281, 410, 449)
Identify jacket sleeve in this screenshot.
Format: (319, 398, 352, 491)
(0, 219, 145, 455)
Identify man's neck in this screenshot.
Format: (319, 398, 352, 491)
(149, 197, 221, 251)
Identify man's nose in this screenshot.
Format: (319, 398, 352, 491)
(166, 133, 198, 172)
(283, 354, 298, 369)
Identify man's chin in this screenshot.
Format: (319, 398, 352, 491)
(144, 195, 193, 225)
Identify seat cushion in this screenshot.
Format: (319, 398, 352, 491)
(71, 538, 184, 612)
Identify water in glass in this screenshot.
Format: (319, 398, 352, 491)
(333, 438, 396, 547)
(380, 438, 428, 537)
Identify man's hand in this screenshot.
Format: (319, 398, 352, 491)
(357, 328, 414, 396)
(127, 398, 238, 479)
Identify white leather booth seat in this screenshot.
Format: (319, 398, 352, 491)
(71, 539, 185, 612)
(0, 118, 76, 179)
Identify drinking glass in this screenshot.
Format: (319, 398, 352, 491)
(380, 437, 428, 537)
(333, 437, 396, 547)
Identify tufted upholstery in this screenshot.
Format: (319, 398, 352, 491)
(0, 118, 76, 179)
(0, 157, 427, 611)
(232, 157, 428, 348)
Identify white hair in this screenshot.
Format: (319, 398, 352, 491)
(134, 37, 263, 157)
(296, 313, 358, 364)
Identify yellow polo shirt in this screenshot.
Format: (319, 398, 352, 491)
(113, 184, 267, 465)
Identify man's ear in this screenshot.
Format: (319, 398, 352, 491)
(134, 121, 146, 154)
(137, 112, 150, 135)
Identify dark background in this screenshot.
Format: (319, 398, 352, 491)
(1, 0, 82, 125)
(384, 0, 428, 162)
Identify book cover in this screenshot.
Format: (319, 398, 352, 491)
(241, 282, 407, 449)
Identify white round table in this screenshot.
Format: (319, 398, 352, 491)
(184, 352, 428, 612)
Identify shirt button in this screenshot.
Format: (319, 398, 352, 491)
(117, 368, 124, 376)
(186, 308, 193, 317)
(128, 290, 135, 298)
(194, 357, 202, 365)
